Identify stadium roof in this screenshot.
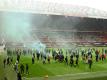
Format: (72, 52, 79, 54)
(0, 0, 107, 19)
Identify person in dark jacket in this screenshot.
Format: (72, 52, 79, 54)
(26, 63, 29, 74)
(3, 58, 6, 68)
(17, 72, 22, 80)
(65, 56, 68, 65)
(20, 64, 24, 74)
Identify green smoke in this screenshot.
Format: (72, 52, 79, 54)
(2, 12, 31, 42)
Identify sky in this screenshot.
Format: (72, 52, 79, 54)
(46, 0, 107, 12)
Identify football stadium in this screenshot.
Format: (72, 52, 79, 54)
(1, 0, 107, 80)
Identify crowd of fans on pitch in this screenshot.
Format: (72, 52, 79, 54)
(2, 47, 107, 80)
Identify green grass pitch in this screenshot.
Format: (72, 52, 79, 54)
(1, 47, 107, 80)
